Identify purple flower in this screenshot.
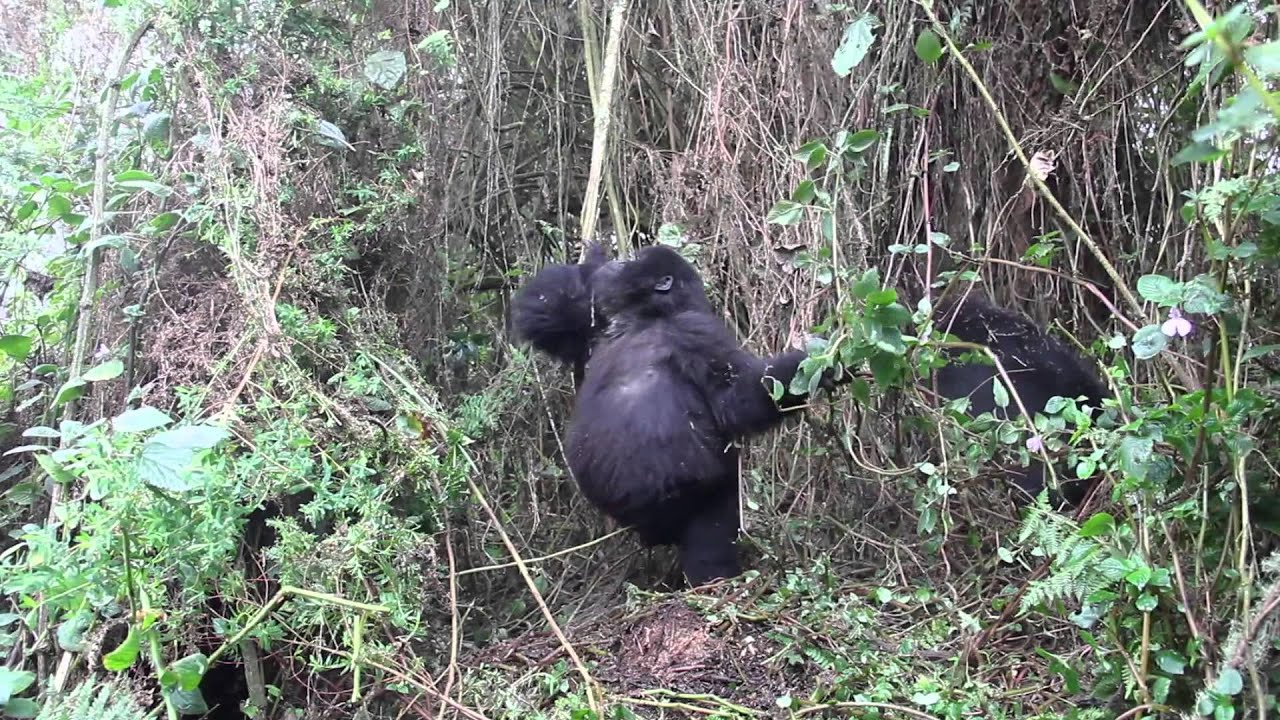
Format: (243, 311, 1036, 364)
(1162, 307, 1194, 338)
(1026, 435, 1044, 453)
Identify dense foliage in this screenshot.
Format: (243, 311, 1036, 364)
(0, 0, 1276, 718)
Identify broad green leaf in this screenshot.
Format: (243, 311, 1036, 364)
(137, 425, 231, 492)
(0, 335, 34, 361)
(169, 653, 209, 691)
(851, 268, 880, 299)
(1131, 325, 1168, 360)
(53, 378, 87, 406)
(765, 199, 804, 225)
(1136, 274, 1180, 305)
(114, 169, 155, 182)
(314, 119, 353, 151)
(112, 406, 173, 434)
(792, 141, 827, 171)
(2, 698, 37, 717)
(1215, 667, 1243, 695)
(142, 111, 171, 143)
(365, 50, 407, 90)
(914, 29, 943, 64)
(150, 211, 181, 231)
(1156, 651, 1186, 675)
(832, 14, 879, 77)
(35, 454, 76, 484)
(21, 426, 59, 439)
(1244, 40, 1280, 77)
(791, 180, 816, 204)
(848, 129, 880, 152)
(46, 194, 72, 218)
(103, 627, 141, 672)
(116, 179, 173, 197)
(1172, 140, 1225, 165)
(0, 668, 35, 704)
(57, 611, 92, 652)
(1078, 512, 1115, 538)
(991, 377, 1009, 409)
(167, 688, 209, 715)
(84, 359, 125, 382)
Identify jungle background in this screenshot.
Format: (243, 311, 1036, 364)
(1, 0, 1278, 718)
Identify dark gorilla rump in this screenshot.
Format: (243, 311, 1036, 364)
(512, 245, 840, 586)
(931, 293, 1111, 507)
(509, 243, 609, 385)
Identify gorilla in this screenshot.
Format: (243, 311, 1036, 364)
(511, 244, 840, 586)
(930, 292, 1111, 507)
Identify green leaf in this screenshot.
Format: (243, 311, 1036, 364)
(0, 335, 34, 361)
(169, 653, 209, 691)
(852, 268, 880, 299)
(866, 289, 897, 306)
(765, 199, 805, 225)
(114, 169, 155, 182)
(1078, 512, 1115, 538)
(112, 406, 174, 433)
(313, 119, 353, 151)
(150, 211, 181, 231)
(142, 111, 171, 143)
(1244, 40, 1280, 77)
(1242, 344, 1280, 361)
(3, 698, 38, 717)
(832, 14, 880, 77)
(1132, 325, 1168, 360)
(57, 611, 93, 652)
(1215, 668, 1243, 696)
(83, 359, 124, 382)
(1049, 71, 1078, 95)
(791, 180, 816, 204)
(991, 377, 1009, 409)
(1172, 140, 1225, 165)
(53, 378, 87, 406)
(942, 160, 959, 172)
(364, 49, 407, 90)
(168, 688, 210, 715)
(137, 425, 231, 492)
(117, 179, 173, 197)
(848, 129, 880, 152)
(1135, 593, 1158, 612)
(1136, 274, 1180, 305)
(1125, 565, 1153, 589)
(46, 194, 72, 218)
(35, 454, 76, 484)
(792, 141, 827, 171)
(0, 668, 35, 704)
(21, 426, 59, 439)
(1156, 651, 1186, 675)
(103, 627, 142, 671)
(914, 29, 943, 64)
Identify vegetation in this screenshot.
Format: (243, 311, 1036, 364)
(0, 0, 1276, 718)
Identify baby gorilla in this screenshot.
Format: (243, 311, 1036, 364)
(514, 245, 838, 586)
(932, 293, 1111, 507)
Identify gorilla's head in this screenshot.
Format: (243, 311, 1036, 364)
(591, 245, 714, 320)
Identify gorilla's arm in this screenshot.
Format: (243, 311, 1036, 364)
(667, 311, 821, 438)
(510, 244, 608, 381)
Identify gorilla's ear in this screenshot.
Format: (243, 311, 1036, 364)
(654, 275, 674, 292)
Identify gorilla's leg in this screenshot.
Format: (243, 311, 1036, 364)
(677, 482, 742, 586)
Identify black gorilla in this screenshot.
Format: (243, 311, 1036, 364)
(931, 293, 1111, 507)
(510, 244, 609, 385)
(512, 244, 838, 585)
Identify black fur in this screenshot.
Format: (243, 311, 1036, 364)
(932, 293, 1111, 507)
(520, 245, 836, 586)
(509, 243, 609, 384)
